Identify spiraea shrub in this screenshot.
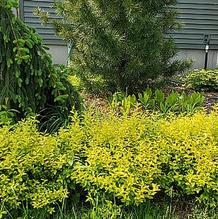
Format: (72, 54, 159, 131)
(0, 110, 218, 217)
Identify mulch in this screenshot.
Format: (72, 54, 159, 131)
(204, 92, 218, 110)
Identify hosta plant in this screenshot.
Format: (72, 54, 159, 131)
(185, 69, 218, 91)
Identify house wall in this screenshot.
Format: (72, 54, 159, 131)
(177, 50, 218, 69)
(48, 45, 68, 65)
(20, 0, 68, 65)
(20, 0, 218, 69)
(175, 0, 218, 69)
(175, 0, 218, 50)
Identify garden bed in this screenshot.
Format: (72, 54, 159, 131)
(1, 110, 218, 218)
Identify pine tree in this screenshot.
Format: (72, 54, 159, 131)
(53, 0, 189, 93)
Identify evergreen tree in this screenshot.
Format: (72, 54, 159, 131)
(0, 0, 82, 130)
(53, 0, 189, 93)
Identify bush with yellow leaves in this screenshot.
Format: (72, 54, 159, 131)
(0, 119, 72, 217)
(0, 110, 218, 217)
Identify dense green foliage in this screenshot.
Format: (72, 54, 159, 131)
(110, 89, 204, 114)
(1, 2, 217, 219)
(0, 1, 81, 123)
(0, 109, 218, 217)
(185, 69, 218, 91)
(51, 0, 189, 93)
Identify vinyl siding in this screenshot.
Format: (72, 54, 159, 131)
(20, 0, 218, 49)
(175, 0, 218, 49)
(21, 0, 65, 45)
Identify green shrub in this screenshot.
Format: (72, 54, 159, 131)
(110, 89, 204, 114)
(185, 69, 218, 91)
(0, 118, 79, 216)
(0, 1, 82, 129)
(48, 0, 190, 93)
(0, 109, 218, 217)
(0, 105, 17, 126)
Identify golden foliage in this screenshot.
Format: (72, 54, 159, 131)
(0, 110, 218, 215)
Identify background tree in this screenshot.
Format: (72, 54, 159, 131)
(0, 0, 82, 131)
(52, 0, 189, 93)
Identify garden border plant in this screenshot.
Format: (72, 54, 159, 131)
(0, 0, 82, 131)
(185, 68, 218, 91)
(0, 108, 218, 217)
(110, 89, 205, 115)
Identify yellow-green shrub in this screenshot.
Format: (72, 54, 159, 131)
(0, 118, 82, 216)
(0, 110, 218, 217)
(69, 111, 218, 207)
(157, 113, 218, 205)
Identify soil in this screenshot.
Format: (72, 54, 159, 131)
(204, 92, 218, 110)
